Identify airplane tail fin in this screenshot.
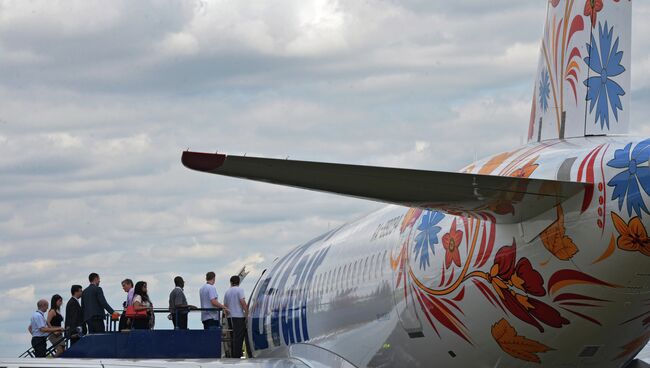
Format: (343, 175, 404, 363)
(528, 0, 631, 142)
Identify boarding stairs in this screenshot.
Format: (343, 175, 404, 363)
(17, 308, 239, 359)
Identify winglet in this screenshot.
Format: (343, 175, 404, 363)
(182, 151, 227, 172)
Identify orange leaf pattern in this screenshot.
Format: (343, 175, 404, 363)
(509, 157, 539, 179)
(491, 318, 552, 363)
(479, 151, 514, 175)
(611, 212, 650, 256)
(540, 205, 578, 260)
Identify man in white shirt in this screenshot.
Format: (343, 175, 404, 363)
(199, 271, 228, 330)
(30, 299, 64, 357)
(119, 278, 134, 331)
(224, 275, 249, 358)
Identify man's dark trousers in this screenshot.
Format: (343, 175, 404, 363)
(202, 319, 219, 330)
(31, 336, 47, 357)
(228, 317, 246, 358)
(87, 317, 105, 333)
(172, 312, 188, 329)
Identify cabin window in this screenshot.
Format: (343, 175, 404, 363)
(335, 267, 341, 291)
(344, 264, 350, 289)
(352, 260, 358, 285)
(362, 257, 369, 282)
(381, 251, 388, 276)
(369, 255, 376, 279)
(375, 252, 381, 279)
(326, 270, 332, 293)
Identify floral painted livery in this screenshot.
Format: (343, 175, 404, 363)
(607, 139, 650, 218)
(584, 21, 626, 129)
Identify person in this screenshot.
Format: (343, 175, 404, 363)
(82, 272, 118, 333)
(47, 294, 65, 356)
(29, 299, 63, 357)
(122, 279, 135, 307)
(168, 276, 195, 330)
(119, 279, 134, 330)
(132, 281, 153, 329)
(199, 272, 228, 330)
(65, 285, 85, 345)
(224, 275, 249, 358)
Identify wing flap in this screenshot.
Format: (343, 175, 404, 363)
(182, 151, 591, 224)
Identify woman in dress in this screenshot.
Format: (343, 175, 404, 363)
(47, 294, 65, 356)
(132, 281, 153, 329)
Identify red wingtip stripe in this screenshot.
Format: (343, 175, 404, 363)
(181, 151, 227, 172)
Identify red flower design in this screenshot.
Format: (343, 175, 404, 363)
(442, 219, 463, 269)
(584, 0, 604, 27)
(488, 241, 569, 332)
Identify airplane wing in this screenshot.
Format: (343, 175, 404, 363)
(181, 151, 591, 224)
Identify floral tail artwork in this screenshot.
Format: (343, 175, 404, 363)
(392, 205, 619, 363)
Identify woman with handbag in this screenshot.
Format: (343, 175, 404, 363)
(130, 281, 152, 329)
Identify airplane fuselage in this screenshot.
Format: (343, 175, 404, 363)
(247, 137, 650, 367)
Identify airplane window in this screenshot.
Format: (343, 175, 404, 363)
(352, 261, 358, 285)
(335, 267, 342, 291)
(327, 270, 332, 293)
(370, 255, 376, 279)
(375, 252, 381, 279)
(381, 251, 387, 276)
(356, 260, 362, 285)
(347, 263, 353, 287)
(343, 264, 349, 289)
(363, 257, 369, 282)
(357, 259, 363, 284)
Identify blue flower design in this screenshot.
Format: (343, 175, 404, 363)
(607, 139, 650, 217)
(539, 70, 550, 113)
(413, 211, 444, 269)
(584, 21, 626, 129)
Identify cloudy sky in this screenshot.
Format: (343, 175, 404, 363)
(1, 0, 649, 357)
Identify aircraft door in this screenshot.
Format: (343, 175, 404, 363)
(392, 280, 424, 338)
(391, 211, 424, 338)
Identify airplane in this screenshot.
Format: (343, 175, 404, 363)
(3, 1, 647, 367)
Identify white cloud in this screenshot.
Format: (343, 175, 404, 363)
(415, 141, 430, 153)
(46, 132, 83, 149)
(156, 32, 200, 57)
(496, 41, 539, 67)
(2, 285, 36, 304)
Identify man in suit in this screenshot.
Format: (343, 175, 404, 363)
(65, 285, 85, 344)
(81, 273, 118, 333)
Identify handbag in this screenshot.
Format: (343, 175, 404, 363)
(125, 305, 148, 319)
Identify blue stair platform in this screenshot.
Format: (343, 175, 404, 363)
(60, 329, 221, 359)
